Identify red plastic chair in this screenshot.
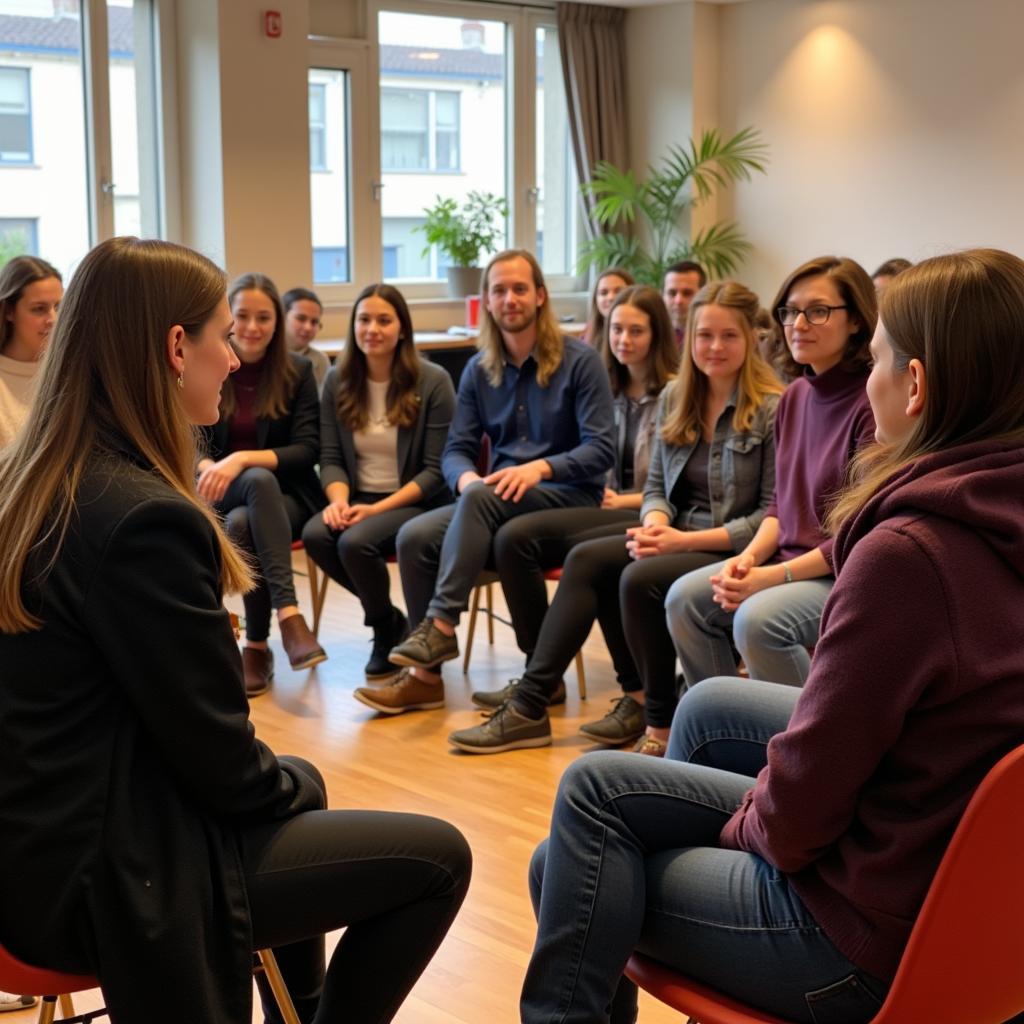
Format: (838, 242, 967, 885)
(626, 742, 1024, 1024)
(0, 943, 300, 1024)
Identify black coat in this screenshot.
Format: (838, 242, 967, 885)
(0, 447, 324, 1022)
(204, 352, 324, 519)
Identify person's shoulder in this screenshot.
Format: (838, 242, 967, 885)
(420, 359, 453, 388)
(288, 351, 315, 376)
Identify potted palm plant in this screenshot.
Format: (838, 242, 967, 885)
(579, 126, 769, 285)
(417, 191, 509, 297)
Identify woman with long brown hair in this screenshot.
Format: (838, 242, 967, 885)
(0, 237, 470, 1024)
(0, 255, 62, 449)
(301, 283, 455, 680)
(452, 281, 782, 754)
(520, 247, 1024, 1024)
(582, 266, 635, 346)
(198, 272, 325, 695)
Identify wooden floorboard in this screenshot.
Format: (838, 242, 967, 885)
(10, 560, 684, 1022)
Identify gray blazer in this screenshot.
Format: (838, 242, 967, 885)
(318, 359, 455, 505)
(640, 389, 780, 552)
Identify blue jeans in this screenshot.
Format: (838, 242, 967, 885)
(665, 559, 834, 687)
(522, 678, 889, 1024)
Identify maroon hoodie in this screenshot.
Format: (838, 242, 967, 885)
(720, 437, 1024, 980)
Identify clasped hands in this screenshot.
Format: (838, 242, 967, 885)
(709, 554, 779, 612)
(323, 500, 379, 530)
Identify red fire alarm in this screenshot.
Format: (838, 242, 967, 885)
(264, 10, 282, 38)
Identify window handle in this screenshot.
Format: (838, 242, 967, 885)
(371, 180, 385, 201)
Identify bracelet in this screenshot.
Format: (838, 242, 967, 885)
(782, 562, 793, 584)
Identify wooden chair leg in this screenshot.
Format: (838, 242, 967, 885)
(305, 553, 328, 638)
(573, 650, 587, 700)
(36, 995, 57, 1024)
(56, 993, 74, 1018)
(485, 583, 495, 644)
(255, 948, 301, 1024)
(463, 585, 481, 673)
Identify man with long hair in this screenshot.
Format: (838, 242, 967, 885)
(353, 249, 614, 728)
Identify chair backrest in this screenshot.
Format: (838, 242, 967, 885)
(0, 941, 96, 997)
(874, 742, 1024, 1023)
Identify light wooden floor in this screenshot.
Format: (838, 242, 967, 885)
(8, 560, 685, 1023)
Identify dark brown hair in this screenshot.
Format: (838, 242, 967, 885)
(585, 266, 635, 349)
(599, 284, 678, 396)
(0, 255, 61, 350)
(221, 273, 296, 419)
(771, 256, 877, 380)
(336, 283, 422, 431)
(828, 248, 1024, 532)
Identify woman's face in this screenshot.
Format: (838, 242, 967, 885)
(691, 303, 747, 381)
(596, 274, 629, 319)
(608, 302, 653, 368)
(354, 294, 402, 363)
(866, 321, 918, 445)
(230, 288, 277, 363)
(5, 276, 63, 359)
(781, 273, 859, 375)
(180, 297, 239, 425)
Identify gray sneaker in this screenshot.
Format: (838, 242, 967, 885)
(448, 702, 552, 754)
(388, 618, 459, 669)
(579, 695, 645, 747)
(471, 677, 567, 710)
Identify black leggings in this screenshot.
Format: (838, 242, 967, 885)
(246, 759, 471, 1024)
(513, 539, 720, 726)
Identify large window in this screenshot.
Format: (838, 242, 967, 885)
(0, 67, 32, 164)
(0, 0, 165, 277)
(0, 217, 38, 261)
(381, 87, 459, 172)
(307, 4, 582, 298)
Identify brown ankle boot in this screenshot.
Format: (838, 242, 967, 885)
(243, 646, 274, 697)
(279, 614, 327, 670)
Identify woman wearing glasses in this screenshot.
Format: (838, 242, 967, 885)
(665, 256, 876, 690)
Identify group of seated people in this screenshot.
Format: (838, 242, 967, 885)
(0, 236, 1021, 1024)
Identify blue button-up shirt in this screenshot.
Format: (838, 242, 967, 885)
(442, 337, 615, 500)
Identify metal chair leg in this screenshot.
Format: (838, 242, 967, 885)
(255, 948, 301, 1024)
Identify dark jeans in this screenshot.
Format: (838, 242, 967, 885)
(512, 544, 719, 725)
(218, 468, 306, 641)
(522, 680, 889, 1024)
(492, 507, 638, 659)
(247, 758, 471, 1024)
(301, 494, 426, 627)
(395, 482, 597, 627)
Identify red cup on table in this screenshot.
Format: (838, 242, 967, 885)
(466, 294, 481, 329)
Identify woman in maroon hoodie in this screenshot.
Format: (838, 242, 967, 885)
(519, 248, 1024, 1023)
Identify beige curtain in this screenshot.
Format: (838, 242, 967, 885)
(556, 2, 628, 244)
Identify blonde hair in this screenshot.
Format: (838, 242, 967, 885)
(476, 249, 565, 387)
(827, 248, 1024, 533)
(661, 281, 784, 446)
(0, 237, 251, 634)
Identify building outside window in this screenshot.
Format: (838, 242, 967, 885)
(0, 216, 38, 261)
(381, 87, 459, 173)
(0, 66, 32, 164)
(309, 82, 327, 172)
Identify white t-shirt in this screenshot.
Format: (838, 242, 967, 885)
(353, 379, 400, 493)
(0, 352, 42, 448)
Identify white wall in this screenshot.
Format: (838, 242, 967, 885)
(718, 0, 1024, 302)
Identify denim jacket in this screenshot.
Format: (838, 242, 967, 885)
(640, 390, 780, 552)
(609, 390, 660, 494)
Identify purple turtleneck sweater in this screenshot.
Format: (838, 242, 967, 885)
(765, 362, 875, 568)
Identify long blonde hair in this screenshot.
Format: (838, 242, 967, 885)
(661, 281, 784, 446)
(827, 248, 1024, 533)
(0, 237, 251, 633)
(476, 249, 565, 387)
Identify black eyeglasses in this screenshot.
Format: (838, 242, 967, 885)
(776, 304, 847, 326)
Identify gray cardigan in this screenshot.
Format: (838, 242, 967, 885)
(640, 389, 780, 552)
(318, 359, 455, 505)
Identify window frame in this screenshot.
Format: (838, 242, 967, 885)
(0, 66, 33, 165)
(310, 0, 584, 306)
(380, 85, 461, 174)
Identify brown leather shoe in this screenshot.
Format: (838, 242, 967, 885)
(243, 646, 274, 697)
(353, 668, 445, 715)
(279, 614, 327, 670)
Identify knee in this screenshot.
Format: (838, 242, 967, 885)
(422, 817, 473, 899)
(733, 601, 774, 652)
(528, 839, 549, 915)
(665, 571, 706, 634)
(493, 517, 535, 568)
(279, 755, 327, 809)
(238, 466, 281, 498)
(300, 514, 329, 551)
(396, 515, 432, 566)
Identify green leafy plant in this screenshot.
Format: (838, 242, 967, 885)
(578, 126, 769, 286)
(0, 230, 30, 270)
(417, 190, 509, 268)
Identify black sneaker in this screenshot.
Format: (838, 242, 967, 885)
(448, 702, 552, 754)
(579, 695, 645, 747)
(365, 608, 409, 680)
(471, 677, 567, 710)
(389, 618, 459, 669)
